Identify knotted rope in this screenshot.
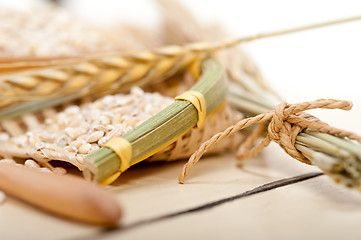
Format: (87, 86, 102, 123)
(179, 99, 361, 183)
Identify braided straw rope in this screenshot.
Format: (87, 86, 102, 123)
(179, 99, 361, 183)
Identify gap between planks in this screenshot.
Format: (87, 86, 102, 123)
(72, 171, 323, 240)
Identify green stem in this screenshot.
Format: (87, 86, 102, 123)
(84, 59, 228, 182)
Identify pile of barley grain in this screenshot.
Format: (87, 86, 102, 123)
(0, 87, 172, 163)
(0, 7, 122, 57)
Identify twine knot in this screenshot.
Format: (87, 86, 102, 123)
(265, 101, 310, 163)
(179, 99, 356, 183)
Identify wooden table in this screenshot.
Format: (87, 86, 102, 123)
(2, 138, 361, 239)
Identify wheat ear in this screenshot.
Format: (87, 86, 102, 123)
(1, 15, 360, 111)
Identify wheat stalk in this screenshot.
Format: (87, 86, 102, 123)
(0, 47, 205, 108)
(1, 15, 360, 112)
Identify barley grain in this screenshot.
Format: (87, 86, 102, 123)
(70, 139, 86, 149)
(78, 143, 92, 154)
(39, 168, 52, 173)
(0, 159, 16, 164)
(56, 135, 69, 147)
(64, 146, 77, 153)
(91, 125, 108, 132)
(86, 131, 104, 143)
(64, 127, 86, 139)
(98, 137, 108, 147)
(89, 143, 100, 154)
(52, 167, 67, 175)
(24, 159, 40, 168)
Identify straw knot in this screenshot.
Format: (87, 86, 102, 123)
(179, 99, 356, 183)
(268, 101, 288, 141)
(239, 99, 355, 164)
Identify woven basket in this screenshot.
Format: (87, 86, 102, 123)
(0, 2, 264, 176)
